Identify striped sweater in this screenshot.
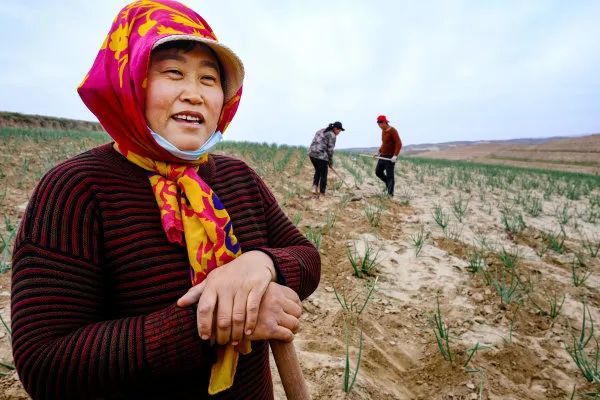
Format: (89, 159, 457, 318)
(11, 143, 320, 400)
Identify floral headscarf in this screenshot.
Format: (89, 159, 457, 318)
(78, 0, 243, 161)
(78, 0, 248, 394)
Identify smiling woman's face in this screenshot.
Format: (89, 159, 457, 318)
(145, 42, 224, 151)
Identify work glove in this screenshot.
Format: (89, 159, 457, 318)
(391, 155, 397, 163)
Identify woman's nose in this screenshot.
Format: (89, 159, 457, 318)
(179, 83, 203, 104)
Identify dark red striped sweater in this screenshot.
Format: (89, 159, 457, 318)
(11, 143, 320, 400)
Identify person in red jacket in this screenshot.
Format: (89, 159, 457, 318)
(11, 1, 320, 399)
(374, 115, 402, 196)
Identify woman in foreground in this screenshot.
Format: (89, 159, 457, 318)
(11, 1, 320, 398)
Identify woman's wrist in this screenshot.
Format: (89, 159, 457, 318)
(247, 250, 276, 282)
(264, 263, 276, 282)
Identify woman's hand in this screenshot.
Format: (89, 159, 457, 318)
(177, 250, 276, 345)
(247, 282, 302, 342)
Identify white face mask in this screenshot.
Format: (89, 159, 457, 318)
(150, 129, 223, 161)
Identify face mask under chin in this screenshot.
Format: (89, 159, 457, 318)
(150, 128, 223, 161)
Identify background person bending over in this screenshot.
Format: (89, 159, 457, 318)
(374, 115, 402, 196)
(308, 121, 344, 195)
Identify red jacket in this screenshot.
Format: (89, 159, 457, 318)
(378, 126, 402, 156)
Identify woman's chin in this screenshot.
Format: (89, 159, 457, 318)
(170, 135, 208, 151)
(176, 143, 204, 152)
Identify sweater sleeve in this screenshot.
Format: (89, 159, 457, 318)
(247, 170, 321, 300)
(10, 167, 211, 400)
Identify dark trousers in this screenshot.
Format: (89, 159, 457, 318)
(375, 157, 395, 195)
(310, 156, 329, 194)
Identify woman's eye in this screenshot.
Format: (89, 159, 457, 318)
(202, 75, 217, 83)
(164, 69, 183, 77)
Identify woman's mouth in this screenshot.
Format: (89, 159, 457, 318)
(171, 112, 204, 125)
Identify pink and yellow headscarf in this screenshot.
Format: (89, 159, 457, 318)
(78, 0, 248, 394)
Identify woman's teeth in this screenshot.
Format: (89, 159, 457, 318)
(173, 115, 202, 124)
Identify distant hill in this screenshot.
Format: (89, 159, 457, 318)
(342, 133, 600, 175)
(402, 137, 573, 155)
(342, 136, 576, 156)
(0, 111, 104, 132)
(414, 134, 600, 175)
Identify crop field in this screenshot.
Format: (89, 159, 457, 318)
(0, 127, 599, 399)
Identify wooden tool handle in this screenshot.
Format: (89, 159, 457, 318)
(270, 340, 310, 400)
(358, 153, 393, 161)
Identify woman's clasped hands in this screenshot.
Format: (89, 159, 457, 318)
(177, 250, 302, 345)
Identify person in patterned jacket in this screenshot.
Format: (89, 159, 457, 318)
(10, 1, 320, 399)
(308, 121, 344, 195)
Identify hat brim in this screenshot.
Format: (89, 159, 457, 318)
(153, 35, 245, 103)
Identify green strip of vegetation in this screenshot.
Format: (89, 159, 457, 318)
(495, 148, 600, 154)
(216, 140, 307, 152)
(488, 155, 599, 167)
(399, 155, 600, 183)
(0, 127, 109, 141)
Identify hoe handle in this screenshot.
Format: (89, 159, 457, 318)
(358, 153, 393, 161)
(270, 340, 310, 400)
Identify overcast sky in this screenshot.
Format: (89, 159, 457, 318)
(1, 1, 599, 148)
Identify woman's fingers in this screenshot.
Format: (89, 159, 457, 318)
(196, 287, 217, 340)
(180, 258, 295, 344)
(177, 280, 206, 307)
(230, 290, 248, 345)
(215, 289, 235, 345)
(281, 297, 303, 319)
(278, 313, 300, 334)
(268, 325, 294, 342)
(240, 282, 303, 342)
(279, 284, 301, 306)
(244, 282, 268, 336)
